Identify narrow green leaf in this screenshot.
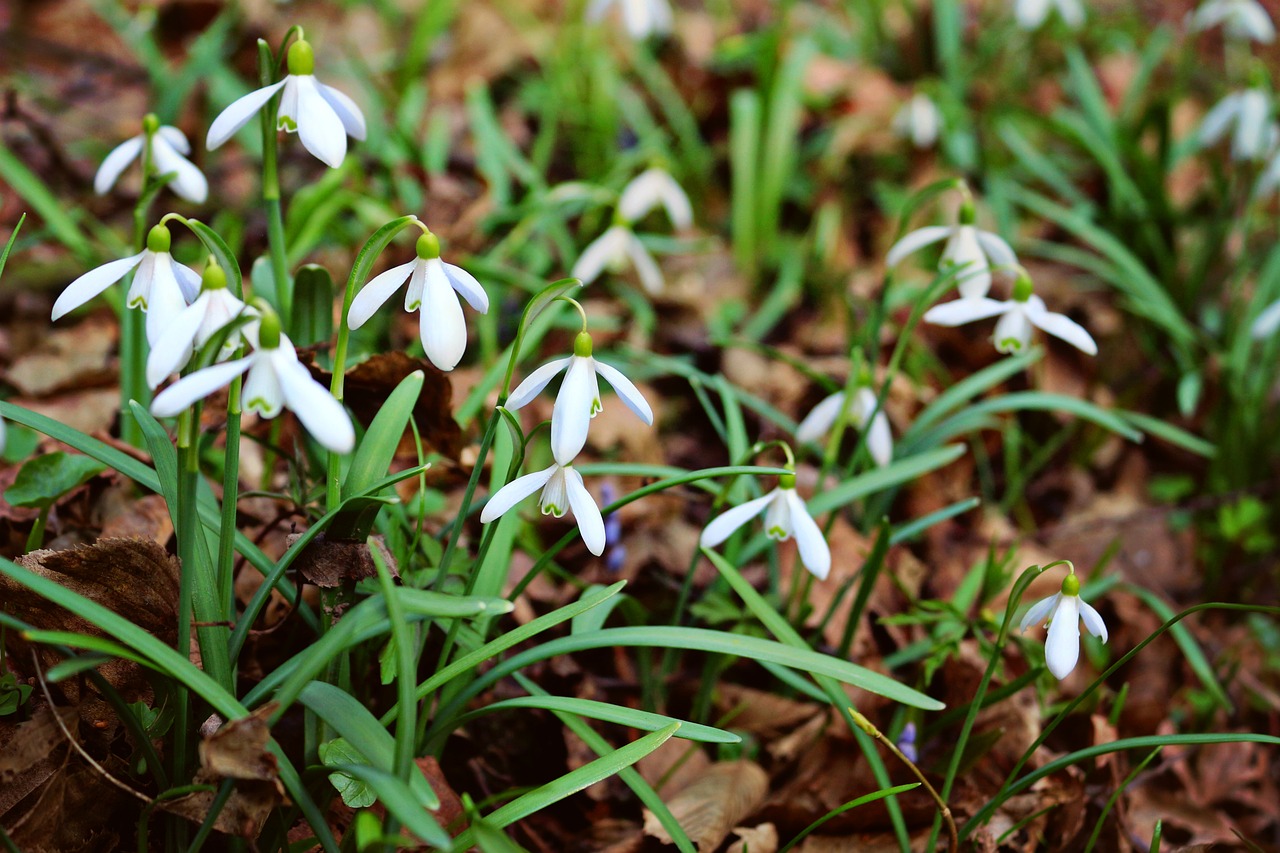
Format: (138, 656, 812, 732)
(446, 696, 740, 744)
(326, 764, 450, 849)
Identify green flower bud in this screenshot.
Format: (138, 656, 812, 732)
(201, 257, 227, 291)
(779, 472, 797, 490)
(573, 330, 593, 358)
(416, 231, 441, 260)
(287, 39, 315, 76)
(255, 302, 282, 349)
(1012, 272, 1034, 302)
(142, 113, 160, 136)
(959, 198, 977, 225)
(147, 224, 171, 253)
(1060, 572, 1080, 597)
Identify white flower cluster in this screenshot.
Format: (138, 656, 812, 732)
(573, 168, 692, 294)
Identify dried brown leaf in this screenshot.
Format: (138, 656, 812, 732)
(643, 760, 768, 850)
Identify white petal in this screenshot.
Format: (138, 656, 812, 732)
(157, 125, 191, 154)
(943, 226, 992, 299)
(1235, 2, 1276, 41)
(94, 136, 144, 195)
(593, 360, 654, 425)
(347, 259, 416, 329)
(443, 262, 490, 313)
(404, 259, 426, 312)
(317, 82, 367, 140)
(786, 490, 830, 580)
(618, 168, 693, 228)
(1015, 0, 1051, 28)
(565, 468, 606, 555)
(922, 297, 1008, 327)
(144, 258, 189, 346)
(1234, 89, 1270, 160)
(625, 232, 664, 294)
(1078, 599, 1108, 642)
(147, 296, 207, 388)
(206, 81, 286, 150)
(506, 357, 571, 411)
(700, 491, 777, 548)
(52, 252, 145, 321)
(572, 227, 629, 284)
(243, 354, 286, 418)
(480, 464, 557, 522)
(294, 76, 348, 168)
(277, 358, 355, 453)
(975, 230, 1018, 268)
(1056, 0, 1085, 27)
(796, 391, 846, 444)
(1199, 93, 1242, 147)
(866, 410, 893, 468)
(886, 225, 951, 267)
(1019, 593, 1060, 633)
(993, 306, 1033, 354)
(551, 356, 595, 466)
(1025, 297, 1098, 355)
(151, 356, 254, 416)
(420, 260, 468, 371)
(1250, 298, 1280, 338)
(1190, 0, 1230, 31)
(150, 136, 208, 204)
(1044, 594, 1081, 679)
(172, 259, 202, 303)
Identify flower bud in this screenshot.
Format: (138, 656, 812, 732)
(142, 113, 160, 136)
(1060, 572, 1080, 596)
(287, 39, 315, 76)
(254, 300, 282, 349)
(778, 471, 796, 490)
(573, 330, 593, 357)
(201, 257, 227, 291)
(415, 231, 440, 260)
(147, 224, 172, 253)
(958, 197, 977, 225)
(1011, 272, 1034, 302)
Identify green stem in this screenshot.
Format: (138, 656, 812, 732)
(218, 377, 242, 622)
(261, 100, 291, 330)
(120, 169, 154, 447)
(173, 408, 200, 786)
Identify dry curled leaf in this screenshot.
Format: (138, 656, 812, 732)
(643, 760, 769, 851)
(286, 532, 398, 590)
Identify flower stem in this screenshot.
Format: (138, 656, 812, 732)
(218, 376, 242, 621)
(259, 44, 291, 331)
(173, 408, 199, 785)
(120, 163, 155, 447)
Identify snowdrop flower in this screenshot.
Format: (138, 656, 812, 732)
(346, 230, 488, 372)
(586, 0, 673, 39)
(700, 473, 831, 580)
(506, 331, 654, 465)
(796, 386, 893, 468)
(207, 38, 366, 169)
(147, 259, 253, 388)
(96, 114, 207, 204)
(52, 223, 199, 346)
(1251, 297, 1280, 339)
(617, 168, 693, 228)
(886, 198, 1017, 299)
(1020, 569, 1107, 680)
(1189, 0, 1275, 42)
(152, 306, 354, 453)
(573, 168, 692, 294)
(893, 93, 943, 149)
(480, 461, 606, 555)
(1199, 88, 1274, 161)
(1013, 0, 1085, 29)
(1254, 135, 1280, 198)
(924, 273, 1098, 355)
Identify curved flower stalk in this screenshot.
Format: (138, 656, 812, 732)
(506, 330, 654, 465)
(1199, 88, 1274, 161)
(886, 196, 1017, 300)
(699, 472, 831, 580)
(207, 38, 366, 169)
(573, 168, 692, 294)
(586, 0, 673, 40)
(1013, 0, 1085, 29)
(1020, 568, 1108, 679)
(51, 223, 198, 346)
(893, 93, 943, 150)
(924, 272, 1098, 356)
(151, 305, 354, 453)
(480, 460, 606, 555)
(147, 259, 253, 389)
(346, 229, 489, 371)
(796, 386, 893, 468)
(96, 114, 207, 204)
(1189, 0, 1275, 42)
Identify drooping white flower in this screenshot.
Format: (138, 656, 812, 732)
(1020, 570, 1108, 680)
(96, 114, 207, 204)
(206, 38, 366, 169)
(506, 331, 654, 465)
(346, 230, 488, 372)
(700, 473, 831, 580)
(574, 168, 692, 294)
(1251, 297, 1280, 339)
(796, 386, 893, 468)
(586, 0, 673, 39)
(1013, 0, 1085, 29)
(52, 223, 199, 346)
(924, 274, 1098, 356)
(151, 310, 354, 453)
(617, 168, 693, 228)
(1189, 0, 1275, 42)
(893, 93, 944, 149)
(886, 199, 1017, 299)
(1199, 89, 1274, 161)
(146, 261, 253, 388)
(480, 461, 606, 555)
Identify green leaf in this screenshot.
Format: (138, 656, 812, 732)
(292, 264, 334, 347)
(185, 219, 244, 297)
(320, 739, 377, 808)
(808, 445, 966, 515)
(4, 452, 106, 508)
(0, 213, 26, 279)
(1123, 584, 1232, 713)
(445, 696, 741, 744)
(325, 764, 450, 849)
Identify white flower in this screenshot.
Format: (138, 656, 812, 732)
(346, 231, 488, 372)
(480, 461, 606, 555)
(206, 39, 366, 169)
(151, 316, 354, 453)
(1251, 297, 1280, 339)
(796, 387, 893, 468)
(699, 475, 831, 580)
(1254, 134, 1280, 198)
(96, 116, 207, 204)
(1189, 0, 1275, 42)
(1020, 572, 1107, 680)
(51, 224, 198, 346)
(1199, 89, 1274, 161)
(574, 169, 691, 294)
(893, 93, 943, 149)
(924, 284, 1098, 356)
(506, 331, 654, 465)
(146, 264, 252, 389)
(1014, 0, 1085, 29)
(886, 203, 1017, 299)
(586, 0, 673, 39)
(618, 168, 693, 228)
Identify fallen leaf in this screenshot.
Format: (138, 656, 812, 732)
(643, 760, 769, 850)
